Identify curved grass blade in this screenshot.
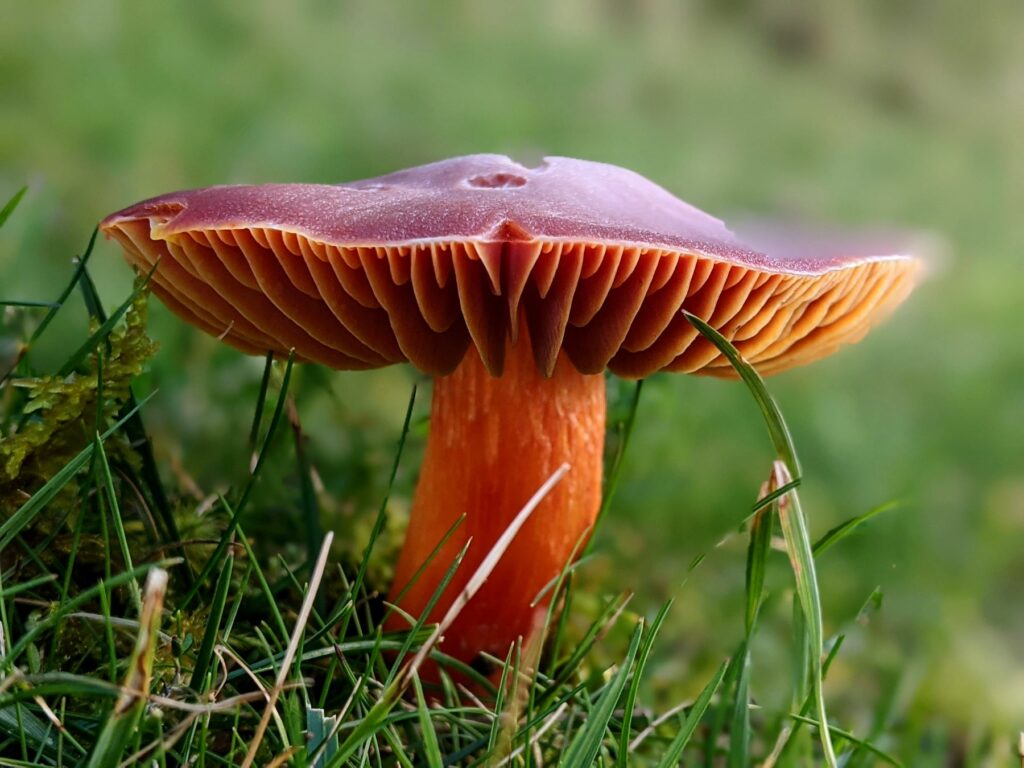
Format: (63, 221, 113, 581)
(686, 311, 835, 766)
(813, 500, 902, 556)
(0, 573, 57, 600)
(751, 478, 801, 515)
(5, 559, 177, 669)
(656, 660, 728, 768)
(684, 311, 800, 475)
(788, 714, 903, 767)
(30, 228, 97, 344)
(0, 186, 27, 229)
(773, 461, 836, 767)
(766, 635, 845, 766)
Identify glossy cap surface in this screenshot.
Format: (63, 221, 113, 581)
(101, 155, 921, 378)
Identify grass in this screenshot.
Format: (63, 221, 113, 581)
(0, 188, 948, 766)
(4, 3, 1023, 755)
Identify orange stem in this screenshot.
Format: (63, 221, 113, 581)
(386, 330, 605, 680)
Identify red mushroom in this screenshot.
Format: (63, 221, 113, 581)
(101, 155, 921, 678)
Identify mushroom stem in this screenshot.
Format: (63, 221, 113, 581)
(386, 328, 605, 680)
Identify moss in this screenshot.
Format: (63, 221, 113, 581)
(0, 288, 158, 516)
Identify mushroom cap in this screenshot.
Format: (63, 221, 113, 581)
(101, 155, 921, 378)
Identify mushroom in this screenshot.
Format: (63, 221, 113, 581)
(100, 155, 921, 678)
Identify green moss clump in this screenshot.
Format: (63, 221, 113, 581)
(0, 289, 158, 515)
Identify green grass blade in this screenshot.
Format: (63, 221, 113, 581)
(560, 619, 643, 767)
(745, 504, 773, 635)
(729, 502, 773, 768)
(77, 264, 108, 324)
(773, 462, 836, 767)
(656, 660, 729, 768)
(0, 299, 60, 308)
(27, 228, 97, 345)
(617, 599, 673, 768)
(684, 311, 800, 475)
(74, 268, 187, 576)
(541, 592, 633, 704)
(249, 351, 274, 451)
(813, 500, 902, 556)
(235, 519, 290, 640)
(381, 512, 465, 627)
(0, 572, 56, 599)
(327, 545, 474, 766)
(180, 352, 295, 609)
(223, 632, 431, 680)
(118, 388, 192, 585)
(336, 384, 416, 642)
(687, 311, 835, 765)
(727, 643, 752, 768)
(0, 674, 118, 704)
(384, 531, 469, 681)
(485, 643, 516, 757)
(589, 378, 643, 551)
(0, 560, 66, 762)
(0, 186, 27, 228)
(770, 635, 845, 764)
(189, 553, 234, 692)
(412, 674, 444, 768)
(0, 706, 62, 761)
(94, 433, 142, 612)
(288, 396, 323, 573)
(751, 478, 801, 515)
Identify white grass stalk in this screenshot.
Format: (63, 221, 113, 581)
(404, 462, 570, 679)
(241, 531, 335, 768)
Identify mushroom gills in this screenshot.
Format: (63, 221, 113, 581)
(105, 220, 913, 381)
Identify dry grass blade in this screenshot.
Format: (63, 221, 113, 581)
(241, 531, 336, 768)
(330, 463, 570, 767)
(489, 609, 547, 766)
(403, 462, 570, 682)
(491, 702, 569, 768)
(85, 567, 167, 768)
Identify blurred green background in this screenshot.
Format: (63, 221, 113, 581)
(2, 0, 1022, 754)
